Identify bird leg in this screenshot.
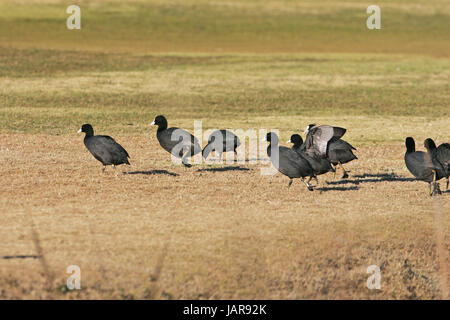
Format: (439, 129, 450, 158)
(303, 180, 314, 191)
(102, 165, 106, 173)
(112, 164, 118, 177)
(430, 170, 442, 196)
(430, 170, 436, 196)
(181, 149, 192, 168)
(307, 176, 319, 186)
(288, 179, 293, 188)
(430, 170, 437, 196)
(433, 183, 442, 196)
(339, 161, 348, 179)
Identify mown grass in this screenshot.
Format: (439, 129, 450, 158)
(1, 1, 448, 138)
(0, 0, 449, 300)
(0, 48, 449, 139)
(0, 0, 449, 55)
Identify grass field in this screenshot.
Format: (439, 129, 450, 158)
(0, 0, 449, 299)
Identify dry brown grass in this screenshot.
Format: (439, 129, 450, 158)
(0, 0, 448, 300)
(0, 132, 448, 299)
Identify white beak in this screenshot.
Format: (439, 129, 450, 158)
(286, 140, 291, 143)
(77, 129, 82, 134)
(150, 121, 155, 126)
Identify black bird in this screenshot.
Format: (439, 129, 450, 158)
(327, 138, 358, 178)
(202, 130, 241, 161)
(78, 124, 130, 172)
(151, 115, 202, 167)
(404, 137, 444, 196)
(304, 124, 356, 178)
(424, 138, 450, 190)
(288, 134, 334, 184)
(265, 132, 314, 191)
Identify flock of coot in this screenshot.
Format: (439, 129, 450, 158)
(78, 115, 449, 196)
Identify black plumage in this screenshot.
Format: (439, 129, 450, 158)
(202, 130, 241, 161)
(288, 134, 334, 182)
(265, 132, 314, 191)
(151, 115, 202, 167)
(304, 124, 357, 178)
(404, 137, 443, 196)
(78, 124, 130, 171)
(327, 138, 358, 178)
(424, 138, 449, 190)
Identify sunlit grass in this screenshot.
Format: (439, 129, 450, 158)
(0, 0, 449, 55)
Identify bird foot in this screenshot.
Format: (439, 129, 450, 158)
(430, 182, 442, 196)
(182, 162, 192, 168)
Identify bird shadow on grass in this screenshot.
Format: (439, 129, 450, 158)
(326, 173, 416, 186)
(124, 170, 179, 177)
(197, 166, 250, 173)
(2, 255, 41, 260)
(316, 186, 359, 192)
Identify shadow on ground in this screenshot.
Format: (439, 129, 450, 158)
(197, 166, 250, 173)
(326, 173, 416, 185)
(124, 170, 179, 176)
(316, 186, 359, 192)
(2, 255, 41, 260)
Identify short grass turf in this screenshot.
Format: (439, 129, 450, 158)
(0, 0, 449, 299)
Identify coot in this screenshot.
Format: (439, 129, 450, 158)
(405, 137, 443, 196)
(202, 129, 241, 162)
(288, 134, 334, 184)
(265, 132, 314, 191)
(424, 138, 449, 190)
(78, 124, 130, 172)
(304, 124, 356, 178)
(151, 115, 201, 167)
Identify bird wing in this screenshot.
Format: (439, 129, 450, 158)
(98, 135, 130, 158)
(329, 138, 356, 151)
(160, 127, 202, 156)
(276, 146, 312, 178)
(305, 125, 347, 156)
(436, 143, 450, 167)
(405, 151, 433, 181)
(220, 130, 240, 150)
